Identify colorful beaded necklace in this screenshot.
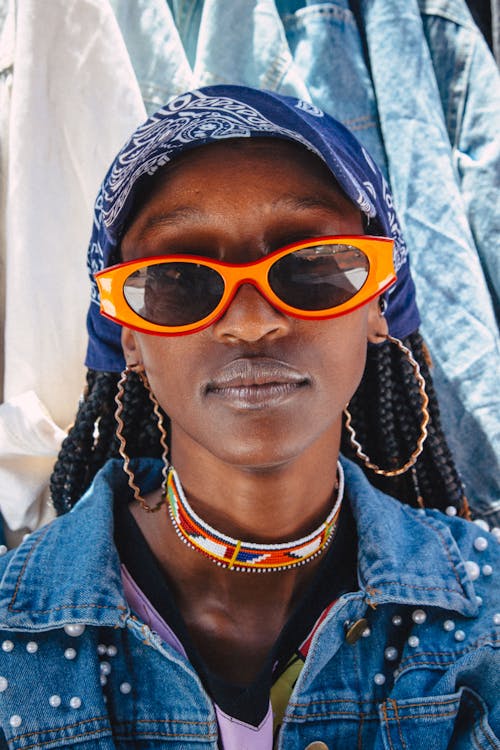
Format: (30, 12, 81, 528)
(165, 463, 344, 573)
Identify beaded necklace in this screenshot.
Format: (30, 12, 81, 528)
(165, 464, 344, 573)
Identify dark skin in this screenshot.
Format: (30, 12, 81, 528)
(121, 139, 388, 684)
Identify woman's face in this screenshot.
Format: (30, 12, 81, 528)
(121, 139, 385, 470)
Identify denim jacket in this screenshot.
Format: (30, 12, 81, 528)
(0, 456, 498, 749)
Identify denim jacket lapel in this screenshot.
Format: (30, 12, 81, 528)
(341, 457, 479, 616)
(0, 460, 146, 631)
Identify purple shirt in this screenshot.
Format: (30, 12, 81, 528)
(121, 565, 274, 749)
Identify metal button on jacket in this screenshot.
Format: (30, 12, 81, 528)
(345, 617, 368, 644)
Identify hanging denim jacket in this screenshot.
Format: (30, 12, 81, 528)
(0, 456, 497, 749)
(355, 0, 500, 522)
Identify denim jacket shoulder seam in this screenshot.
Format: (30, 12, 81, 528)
(7, 524, 52, 610)
(3, 602, 128, 616)
(410, 514, 467, 595)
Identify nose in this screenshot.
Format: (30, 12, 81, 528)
(211, 283, 292, 344)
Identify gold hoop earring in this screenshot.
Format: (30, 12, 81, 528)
(114, 363, 169, 512)
(344, 334, 430, 477)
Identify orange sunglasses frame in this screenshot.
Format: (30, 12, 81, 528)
(95, 235, 396, 336)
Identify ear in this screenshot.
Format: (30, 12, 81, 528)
(367, 297, 389, 344)
(121, 327, 143, 367)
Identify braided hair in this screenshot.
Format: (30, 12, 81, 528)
(50, 330, 468, 517)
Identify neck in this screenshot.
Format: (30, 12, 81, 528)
(169, 420, 341, 545)
(130, 424, 343, 683)
(130, 422, 342, 636)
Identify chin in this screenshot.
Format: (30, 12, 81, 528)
(214, 433, 315, 472)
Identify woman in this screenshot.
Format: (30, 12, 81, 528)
(0, 86, 497, 749)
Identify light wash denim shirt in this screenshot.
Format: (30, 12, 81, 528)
(0, 457, 498, 749)
(110, 0, 500, 522)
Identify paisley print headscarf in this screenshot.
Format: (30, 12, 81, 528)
(85, 85, 419, 371)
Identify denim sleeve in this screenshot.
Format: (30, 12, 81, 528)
(420, 0, 500, 316)
(455, 36, 500, 315)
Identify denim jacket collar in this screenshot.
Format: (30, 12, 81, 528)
(0, 456, 478, 632)
(341, 459, 478, 616)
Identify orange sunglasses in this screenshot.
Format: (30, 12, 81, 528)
(95, 235, 396, 336)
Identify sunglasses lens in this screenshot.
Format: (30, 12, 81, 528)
(123, 262, 225, 326)
(269, 243, 369, 311)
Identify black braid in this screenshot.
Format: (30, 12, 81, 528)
(50, 331, 468, 517)
(341, 331, 467, 515)
(50, 369, 167, 515)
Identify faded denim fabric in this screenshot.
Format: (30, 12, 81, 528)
(109, 0, 192, 113)
(419, 0, 500, 314)
(0, 457, 498, 748)
(357, 0, 500, 521)
(108, 0, 499, 520)
(278, 1, 388, 178)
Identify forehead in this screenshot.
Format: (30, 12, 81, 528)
(125, 138, 356, 223)
(161, 137, 332, 174)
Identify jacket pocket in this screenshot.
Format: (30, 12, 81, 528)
(378, 687, 498, 750)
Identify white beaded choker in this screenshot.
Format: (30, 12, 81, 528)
(165, 462, 344, 573)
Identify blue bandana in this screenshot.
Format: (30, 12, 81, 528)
(86, 85, 420, 371)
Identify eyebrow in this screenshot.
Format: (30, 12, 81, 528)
(138, 205, 204, 232)
(272, 193, 346, 213)
(134, 191, 345, 239)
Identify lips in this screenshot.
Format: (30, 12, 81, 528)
(205, 358, 310, 409)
